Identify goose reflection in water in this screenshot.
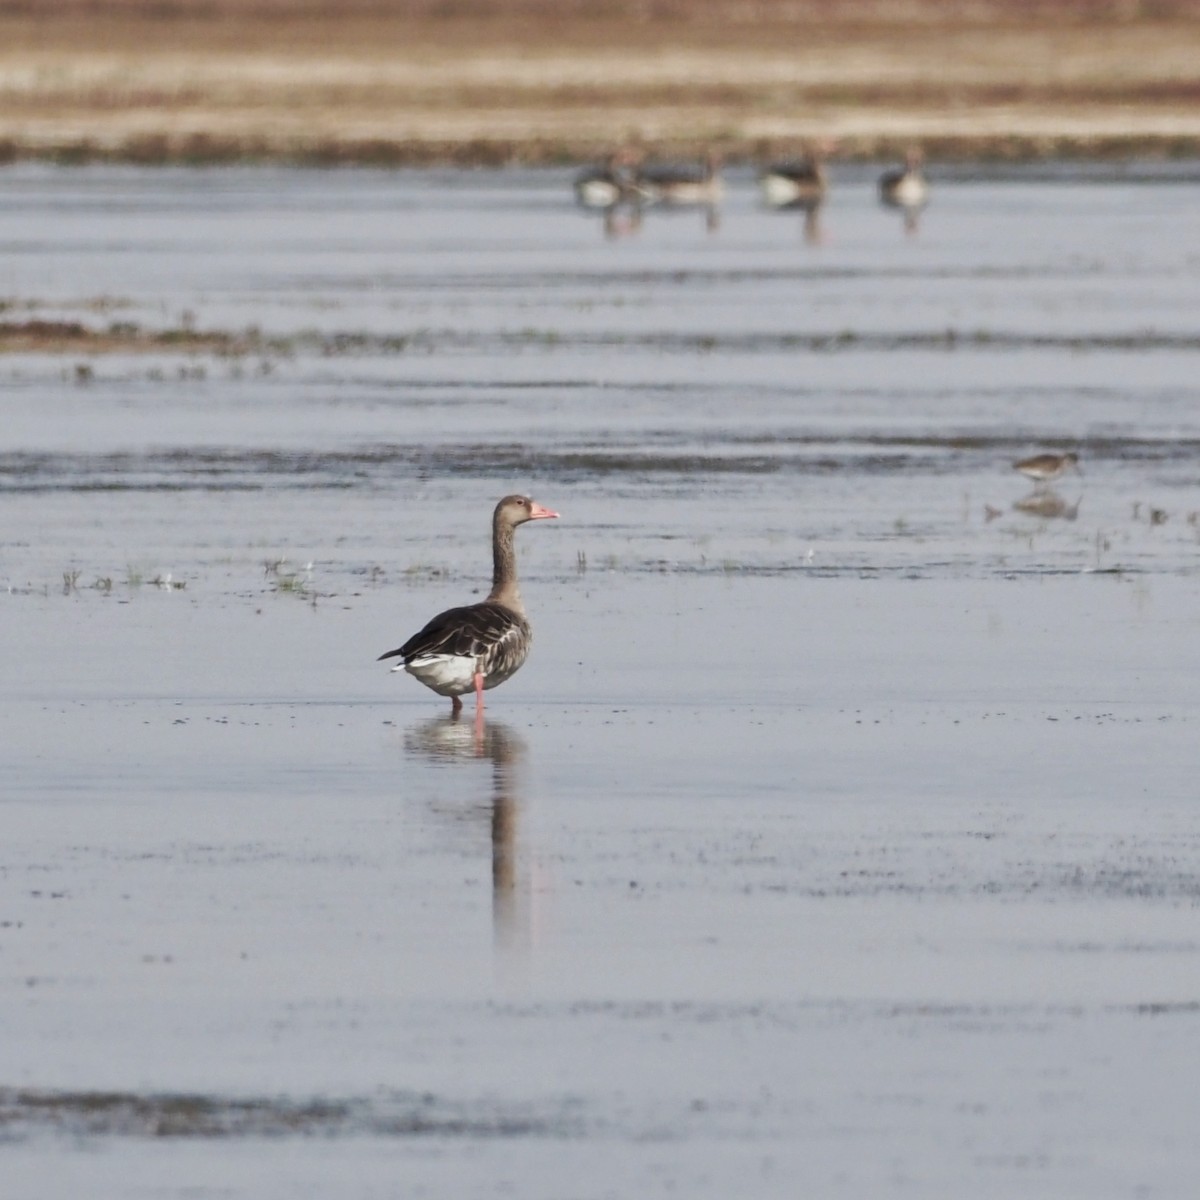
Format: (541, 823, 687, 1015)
(891, 201, 924, 239)
(601, 203, 644, 240)
(760, 191, 826, 245)
(403, 715, 532, 961)
(583, 197, 718, 238)
(789, 197, 826, 246)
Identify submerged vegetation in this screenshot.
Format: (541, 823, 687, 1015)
(8, 315, 1200, 361)
(0, 1085, 564, 1140)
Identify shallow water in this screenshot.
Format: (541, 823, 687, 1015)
(1, 163, 1199, 1197)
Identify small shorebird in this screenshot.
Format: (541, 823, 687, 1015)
(879, 148, 929, 210)
(1013, 452, 1081, 487)
(379, 495, 558, 717)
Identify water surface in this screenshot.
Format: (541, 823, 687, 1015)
(1, 162, 1199, 1198)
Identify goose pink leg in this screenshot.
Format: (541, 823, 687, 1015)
(473, 672, 486, 737)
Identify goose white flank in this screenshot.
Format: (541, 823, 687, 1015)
(759, 152, 828, 209)
(878, 148, 929, 209)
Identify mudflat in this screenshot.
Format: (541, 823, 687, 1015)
(3, 0, 1200, 163)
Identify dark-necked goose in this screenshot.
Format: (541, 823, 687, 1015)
(573, 150, 640, 210)
(879, 148, 929, 210)
(759, 152, 828, 209)
(379, 495, 559, 714)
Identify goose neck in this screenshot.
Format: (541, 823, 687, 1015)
(489, 517, 524, 612)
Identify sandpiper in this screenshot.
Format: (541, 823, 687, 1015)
(1013, 451, 1081, 487)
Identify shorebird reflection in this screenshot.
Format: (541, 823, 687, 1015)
(1013, 489, 1081, 521)
(403, 715, 531, 960)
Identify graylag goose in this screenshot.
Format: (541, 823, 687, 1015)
(379, 495, 558, 714)
(759, 153, 828, 209)
(879, 148, 929, 210)
(1013, 452, 1081, 487)
(635, 149, 723, 206)
(573, 149, 641, 210)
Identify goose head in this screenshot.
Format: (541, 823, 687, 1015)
(495, 495, 559, 528)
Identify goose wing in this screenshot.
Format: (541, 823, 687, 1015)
(639, 160, 709, 186)
(574, 162, 615, 186)
(762, 158, 821, 182)
(378, 601, 526, 665)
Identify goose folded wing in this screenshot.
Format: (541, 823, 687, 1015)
(641, 162, 705, 186)
(379, 602, 524, 664)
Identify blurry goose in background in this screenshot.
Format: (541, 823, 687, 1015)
(635, 149, 724, 207)
(879, 147, 929, 210)
(1013, 451, 1082, 488)
(378, 495, 559, 717)
(759, 149, 828, 209)
(573, 149, 641, 210)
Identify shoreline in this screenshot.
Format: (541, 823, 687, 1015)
(4, 132, 1200, 168)
(9, 135, 1200, 168)
(3, 7, 1200, 166)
